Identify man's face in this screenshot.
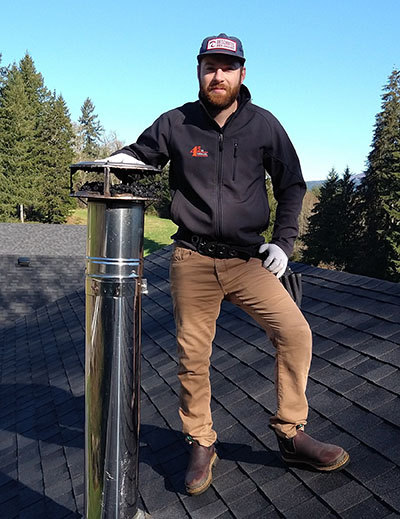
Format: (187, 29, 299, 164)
(198, 55, 246, 110)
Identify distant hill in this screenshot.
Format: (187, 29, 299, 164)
(306, 173, 365, 191)
(306, 180, 324, 191)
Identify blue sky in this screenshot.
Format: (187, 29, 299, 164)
(1, 0, 399, 180)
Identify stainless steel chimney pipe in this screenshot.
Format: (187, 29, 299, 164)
(70, 162, 158, 519)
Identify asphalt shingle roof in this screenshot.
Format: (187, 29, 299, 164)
(0, 223, 86, 326)
(1, 223, 400, 518)
(0, 223, 86, 256)
(0, 255, 85, 326)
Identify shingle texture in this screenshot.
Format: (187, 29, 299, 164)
(0, 224, 86, 326)
(0, 223, 86, 256)
(0, 255, 85, 327)
(1, 224, 400, 518)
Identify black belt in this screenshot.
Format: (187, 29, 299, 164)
(185, 233, 255, 261)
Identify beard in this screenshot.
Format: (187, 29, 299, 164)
(199, 78, 241, 112)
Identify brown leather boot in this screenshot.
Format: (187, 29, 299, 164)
(276, 429, 350, 471)
(185, 439, 218, 495)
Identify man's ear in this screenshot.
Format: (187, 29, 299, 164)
(197, 64, 201, 81)
(241, 66, 246, 84)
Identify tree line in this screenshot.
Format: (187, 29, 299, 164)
(0, 52, 398, 281)
(300, 69, 400, 282)
(0, 52, 121, 223)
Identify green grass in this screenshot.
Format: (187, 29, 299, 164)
(143, 214, 177, 256)
(67, 208, 177, 256)
(66, 207, 87, 225)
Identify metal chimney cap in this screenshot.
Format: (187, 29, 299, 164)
(18, 257, 30, 267)
(70, 160, 160, 200)
(69, 161, 160, 174)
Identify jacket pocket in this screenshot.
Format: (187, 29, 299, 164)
(232, 141, 238, 181)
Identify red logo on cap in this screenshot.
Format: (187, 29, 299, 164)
(207, 38, 237, 52)
(190, 146, 209, 157)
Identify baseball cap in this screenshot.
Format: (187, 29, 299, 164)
(197, 33, 245, 63)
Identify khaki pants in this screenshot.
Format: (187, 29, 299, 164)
(170, 245, 312, 446)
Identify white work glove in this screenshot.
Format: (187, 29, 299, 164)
(96, 152, 145, 165)
(258, 243, 288, 279)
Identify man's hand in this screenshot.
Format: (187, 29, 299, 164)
(96, 152, 146, 165)
(258, 243, 288, 279)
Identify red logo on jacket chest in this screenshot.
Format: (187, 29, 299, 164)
(190, 145, 209, 157)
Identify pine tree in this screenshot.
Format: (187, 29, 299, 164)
(19, 54, 48, 110)
(77, 97, 104, 159)
(0, 53, 7, 89)
(302, 168, 359, 270)
(35, 93, 76, 223)
(0, 53, 76, 222)
(302, 169, 341, 266)
(335, 168, 359, 270)
(0, 59, 43, 220)
(356, 69, 400, 281)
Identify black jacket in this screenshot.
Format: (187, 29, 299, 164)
(120, 85, 306, 257)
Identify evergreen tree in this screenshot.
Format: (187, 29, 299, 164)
(356, 69, 400, 281)
(335, 168, 359, 270)
(0, 53, 8, 89)
(0, 58, 43, 220)
(302, 168, 358, 270)
(77, 97, 104, 159)
(35, 93, 76, 223)
(0, 53, 75, 222)
(19, 54, 48, 110)
(302, 169, 341, 266)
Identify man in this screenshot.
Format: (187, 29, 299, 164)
(106, 33, 350, 495)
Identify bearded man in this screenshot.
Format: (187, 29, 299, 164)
(105, 33, 349, 495)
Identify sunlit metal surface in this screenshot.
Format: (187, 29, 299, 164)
(85, 198, 144, 518)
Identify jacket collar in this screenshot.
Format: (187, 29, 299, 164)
(237, 84, 251, 106)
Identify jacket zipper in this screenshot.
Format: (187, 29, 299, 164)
(216, 132, 224, 238)
(233, 142, 238, 181)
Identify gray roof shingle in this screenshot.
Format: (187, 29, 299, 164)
(1, 223, 400, 518)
